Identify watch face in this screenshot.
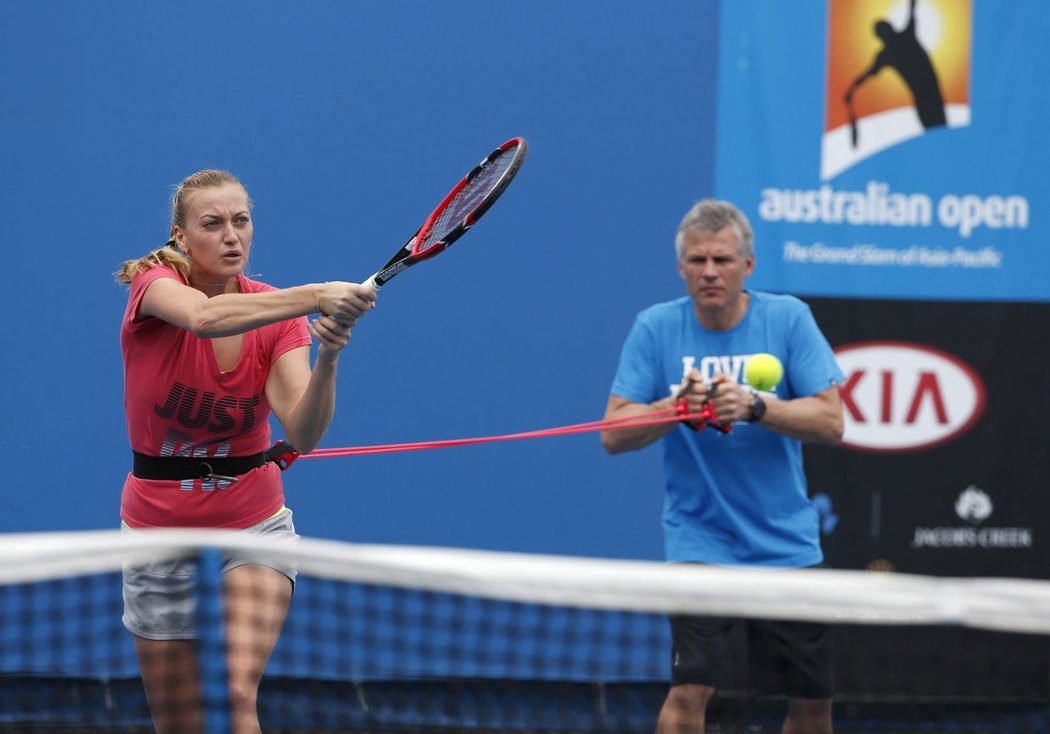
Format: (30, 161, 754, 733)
(749, 395, 766, 422)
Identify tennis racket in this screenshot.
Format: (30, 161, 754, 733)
(363, 137, 528, 291)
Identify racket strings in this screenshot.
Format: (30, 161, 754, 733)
(417, 147, 520, 252)
(301, 403, 700, 459)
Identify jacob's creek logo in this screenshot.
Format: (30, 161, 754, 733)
(834, 341, 984, 453)
(822, 0, 972, 180)
(912, 485, 1033, 549)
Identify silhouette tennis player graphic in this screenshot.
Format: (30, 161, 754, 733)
(844, 0, 947, 148)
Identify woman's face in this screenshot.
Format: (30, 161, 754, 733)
(173, 183, 253, 289)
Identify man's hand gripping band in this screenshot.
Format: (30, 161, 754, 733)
(673, 371, 733, 434)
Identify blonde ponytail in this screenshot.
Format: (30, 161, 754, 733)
(114, 240, 190, 284)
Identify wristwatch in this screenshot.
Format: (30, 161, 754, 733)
(746, 393, 767, 423)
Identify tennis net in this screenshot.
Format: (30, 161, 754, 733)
(2, 529, 1050, 733)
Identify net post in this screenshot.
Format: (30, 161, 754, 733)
(197, 547, 230, 734)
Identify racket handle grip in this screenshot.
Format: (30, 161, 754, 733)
(363, 274, 381, 292)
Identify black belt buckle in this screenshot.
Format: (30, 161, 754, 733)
(198, 462, 240, 484)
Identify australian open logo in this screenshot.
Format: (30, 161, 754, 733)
(822, 0, 972, 180)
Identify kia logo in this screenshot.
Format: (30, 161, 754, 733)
(834, 341, 986, 453)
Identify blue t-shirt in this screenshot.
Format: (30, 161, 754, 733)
(610, 290, 844, 567)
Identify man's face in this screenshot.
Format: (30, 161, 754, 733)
(677, 226, 754, 313)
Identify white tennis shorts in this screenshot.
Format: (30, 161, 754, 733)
(121, 509, 300, 640)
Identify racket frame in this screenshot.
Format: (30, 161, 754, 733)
(365, 136, 527, 290)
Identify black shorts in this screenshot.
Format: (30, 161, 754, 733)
(669, 613, 833, 699)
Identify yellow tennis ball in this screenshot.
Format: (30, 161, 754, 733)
(745, 353, 783, 391)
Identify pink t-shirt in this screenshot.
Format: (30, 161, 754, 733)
(120, 266, 311, 529)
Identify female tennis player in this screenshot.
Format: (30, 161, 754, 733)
(114, 169, 374, 733)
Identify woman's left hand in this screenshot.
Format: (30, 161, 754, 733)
(309, 314, 352, 357)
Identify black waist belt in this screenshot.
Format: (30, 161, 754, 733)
(132, 441, 299, 481)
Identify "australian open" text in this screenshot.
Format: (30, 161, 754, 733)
(759, 181, 1029, 238)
